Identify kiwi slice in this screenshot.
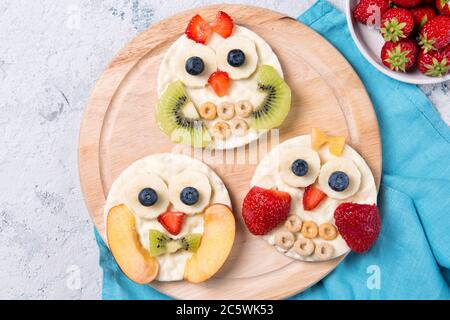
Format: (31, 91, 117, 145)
(148, 229, 171, 256)
(156, 81, 212, 148)
(180, 233, 202, 252)
(250, 65, 292, 130)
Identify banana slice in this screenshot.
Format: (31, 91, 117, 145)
(278, 146, 321, 188)
(168, 170, 212, 214)
(216, 36, 258, 80)
(318, 158, 361, 200)
(177, 43, 217, 88)
(124, 172, 170, 219)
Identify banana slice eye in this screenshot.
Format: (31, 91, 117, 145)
(177, 43, 217, 88)
(318, 158, 361, 200)
(169, 170, 212, 214)
(216, 36, 258, 80)
(278, 147, 321, 188)
(125, 172, 170, 219)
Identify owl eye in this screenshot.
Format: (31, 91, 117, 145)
(227, 49, 246, 67)
(138, 188, 158, 206)
(318, 158, 361, 200)
(328, 171, 349, 192)
(216, 36, 258, 80)
(278, 147, 321, 188)
(185, 56, 205, 76)
(177, 43, 216, 88)
(291, 159, 309, 177)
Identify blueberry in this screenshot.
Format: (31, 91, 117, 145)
(328, 171, 350, 192)
(291, 159, 309, 177)
(138, 188, 158, 206)
(180, 187, 199, 206)
(185, 56, 205, 76)
(227, 49, 246, 67)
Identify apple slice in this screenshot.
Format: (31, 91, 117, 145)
(184, 204, 235, 283)
(107, 205, 159, 284)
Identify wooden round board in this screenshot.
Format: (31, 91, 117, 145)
(78, 4, 381, 300)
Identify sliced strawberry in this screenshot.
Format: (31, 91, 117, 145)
(208, 71, 230, 97)
(157, 212, 186, 236)
(210, 11, 234, 38)
(302, 185, 327, 211)
(185, 14, 213, 44)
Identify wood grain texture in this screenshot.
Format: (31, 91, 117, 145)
(78, 4, 381, 300)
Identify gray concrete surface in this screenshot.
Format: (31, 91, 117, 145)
(0, 0, 448, 299)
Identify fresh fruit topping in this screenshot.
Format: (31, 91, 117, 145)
(107, 205, 158, 284)
(227, 49, 246, 67)
(185, 14, 213, 44)
(156, 81, 211, 148)
(328, 171, 350, 192)
(217, 102, 235, 120)
(169, 170, 212, 214)
(180, 233, 202, 252)
(391, 0, 422, 7)
(157, 211, 186, 235)
(208, 71, 230, 97)
(311, 127, 329, 150)
(275, 230, 295, 250)
(418, 44, 450, 76)
(410, 6, 436, 29)
(311, 128, 346, 156)
(419, 16, 450, 52)
(242, 186, 291, 235)
(334, 203, 381, 253)
(210, 11, 234, 39)
(318, 223, 338, 241)
(301, 221, 319, 239)
(184, 204, 236, 283)
(148, 229, 202, 256)
(217, 36, 258, 79)
(302, 185, 326, 211)
(211, 121, 232, 140)
(199, 102, 217, 120)
(436, 0, 450, 16)
(319, 158, 362, 200)
(353, 0, 390, 25)
(230, 119, 249, 137)
(235, 100, 253, 118)
(185, 56, 205, 76)
(180, 187, 200, 206)
(380, 8, 414, 42)
(138, 188, 158, 207)
(381, 38, 419, 72)
(291, 159, 309, 177)
(250, 65, 291, 130)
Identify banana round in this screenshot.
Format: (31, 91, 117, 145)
(177, 44, 217, 88)
(124, 172, 170, 219)
(216, 36, 258, 80)
(168, 170, 212, 214)
(318, 158, 361, 200)
(278, 146, 321, 188)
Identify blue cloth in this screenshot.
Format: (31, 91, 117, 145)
(95, 0, 450, 299)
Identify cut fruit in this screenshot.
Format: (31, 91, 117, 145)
(157, 211, 186, 236)
(250, 65, 291, 130)
(107, 205, 159, 284)
(148, 229, 173, 256)
(181, 233, 202, 252)
(184, 204, 235, 283)
(156, 81, 212, 148)
(208, 71, 230, 97)
(311, 127, 329, 151)
(278, 145, 321, 188)
(216, 36, 258, 80)
(303, 185, 327, 211)
(318, 158, 362, 200)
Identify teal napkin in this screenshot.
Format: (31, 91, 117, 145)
(94, 0, 450, 300)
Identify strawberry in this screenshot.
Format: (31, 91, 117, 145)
(242, 186, 291, 235)
(208, 71, 230, 97)
(418, 45, 450, 77)
(422, 0, 435, 4)
(410, 6, 436, 29)
(157, 212, 185, 236)
(390, 0, 422, 7)
(380, 8, 414, 42)
(334, 203, 381, 253)
(419, 16, 450, 52)
(210, 11, 234, 38)
(353, 0, 390, 25)
(436, 0, 450, 16)
(185, 14, 213, 44)
(381, 38, 419, 72)
(302, 185, 327, 211)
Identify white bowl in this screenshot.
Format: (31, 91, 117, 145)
(345, 0, 450, 85)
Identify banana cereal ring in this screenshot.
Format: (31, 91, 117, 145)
(285, 215, 303, 233)
(318, 223, 338, 240)
(315, 242, 334, 260)
(301, 221, 318, 239)
(293, 238, 315, 257)
(217, 102, 235, 120)
(235, 100, 253, 118)
(212, 122, 231, 140)
(275, 231, 295, 250)
(230, 119, 248, 137)
(199, 102, 217, 120)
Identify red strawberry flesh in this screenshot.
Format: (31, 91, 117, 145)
(211, 11, 234, 38)
(303, 185, 327, 211)
(157, 211, 186, 236)
(208, 71, 230, 97)
(185, 14, 213, 44)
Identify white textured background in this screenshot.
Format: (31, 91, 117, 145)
(0, 0, 448, 300)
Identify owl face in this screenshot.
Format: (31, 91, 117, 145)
(156, 11, 291, 149)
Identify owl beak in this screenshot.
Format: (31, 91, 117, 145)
(208, 71, 230, 97)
